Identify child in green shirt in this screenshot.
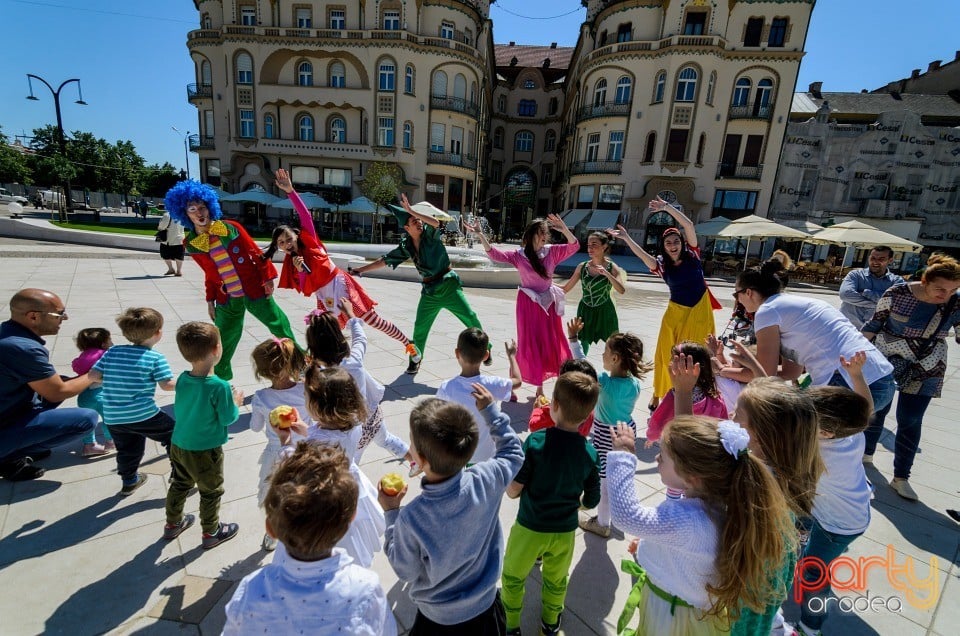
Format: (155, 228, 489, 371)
(162, 321, 244, 550)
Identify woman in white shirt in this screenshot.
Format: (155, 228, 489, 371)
(158, 211, 185, 276)
(734, 258, 895, 414)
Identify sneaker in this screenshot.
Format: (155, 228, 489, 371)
(0, 456, 45, 481)
(163, 514, 195, 540)
(119, 473, 148, 496)
(862, 453, 874, 465)
(890, 477, 919, 501)
(103, 441, 116, 453)
(82, 442, 109, 457)
(540, 612, 562, 635)
(202, 522, 239, 549)
(405, 358, 421, 375)
(261, 533, 278, 552)
(164, 270, 176, 276)
(404, 343, 422, 363)
(579, 516, 611, 538)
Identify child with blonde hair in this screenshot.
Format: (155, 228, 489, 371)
(568, 318, 652, 538)
(71, 327, 115, 457)
(249, 336, 309, 551)
(608, 416, 795, 634)
(306, 302, 410, 465)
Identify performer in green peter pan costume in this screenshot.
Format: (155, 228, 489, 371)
(348, 194, 488, 375)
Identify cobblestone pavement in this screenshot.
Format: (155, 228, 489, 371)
(0, 241, 956, 635)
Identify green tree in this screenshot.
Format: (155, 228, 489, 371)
(358, 162, 402, 243)
(0, 127, 32, 184)
(140, 162, 180, 197)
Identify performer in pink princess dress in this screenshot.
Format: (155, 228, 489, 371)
(465, 214, 579, 397)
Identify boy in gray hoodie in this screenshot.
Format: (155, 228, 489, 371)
(379, 384, 523, 635)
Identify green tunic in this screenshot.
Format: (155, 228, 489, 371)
(577, 261, 620, 353)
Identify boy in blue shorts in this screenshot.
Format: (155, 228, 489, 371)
(89, 307, 176, 496)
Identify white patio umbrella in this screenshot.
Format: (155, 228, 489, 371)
(693, 215, 732, 237)
(715, 215, 812, 269)
(805, 220, 922, 253)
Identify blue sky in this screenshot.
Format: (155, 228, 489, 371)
(2, 0, 958, 181)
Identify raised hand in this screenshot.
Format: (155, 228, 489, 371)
(648, 195, 669, 212)
(338, 297, 356, 319)
(462, 217, 482, 234)
(839, 351, 867, 374)
(504, 339, 518, 357)
(274, 168, 293, 194)
(471, 382, 495, 411)
(611, 422, 636, 453)
(546, 213, 566, 231)
(566, 316, 584, 339)
(669, 353, 700, 394)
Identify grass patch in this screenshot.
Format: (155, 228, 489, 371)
(50, 220, 362, 243)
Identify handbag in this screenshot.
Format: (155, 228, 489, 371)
(885, 294, 957, 387)
(154, 229, 167, 242)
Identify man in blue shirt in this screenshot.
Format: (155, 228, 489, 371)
(0, 289, 97, 480)
(839, 246, 905, 328)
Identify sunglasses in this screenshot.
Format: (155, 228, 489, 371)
(33, 309, 68, 319)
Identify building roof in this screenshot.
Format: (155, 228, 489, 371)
(792, 91, 960, 119)
(493, 43, 574, 70)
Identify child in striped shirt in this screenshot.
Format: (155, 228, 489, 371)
(89, 307, 176, 496)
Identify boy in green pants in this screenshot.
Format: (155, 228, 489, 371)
(162, 321, 244, 549)
(501, 371, 601, 635)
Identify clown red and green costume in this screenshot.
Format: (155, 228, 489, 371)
(185, 219, 298, 380)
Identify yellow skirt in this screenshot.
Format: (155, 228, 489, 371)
(618, 560, 728, 636)
(653, 292, 717, 399)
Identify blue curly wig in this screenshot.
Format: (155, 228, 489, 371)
(164, 180, 223, 231)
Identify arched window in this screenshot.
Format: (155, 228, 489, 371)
(756, 78, 774, 107)
(497, 94, 506, 113)
(200, 60, 212, 87)
(329, 61, 345, 88)
(732, 78, 751, 107)
(378, 59, 396, 91)
(643, 131, 656, 163)
(201, 13, 211, 29)
(675, 67, 697, 102)
(298, 115, 314, 141)
(432, 70, 447, 97)
(453, 74, 466, 99)
(263, 114, 275, 139)
(524, 79, 537, 89)
(405, 65, 415, 94)
(297, 61, 313, 87)
(236, 52, 253, 85)
(696, 133, 706, 165)
(403, 122, 413, 149)
(493, 127, 504, 149)
(593, 78, 607, 106)
(329, 117, 345, 143)
(653, 71, 665, 103)
(615, 76, 632, 104)
(706, 71, 716, 105)
(544, 130, 556, 152)
(515, 130, 534, 152)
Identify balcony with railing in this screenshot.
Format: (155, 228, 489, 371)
(584, 34, 727, 64)
(428, 151, 477, 169)
(259, 138, 372, 159)
(187, 27, 483, 60)
(728, 104, 773, 120)
(570, 160, 622, 176)
(186, 83, 212, 101)
(716, 163, 763, 180)
(576, 101, 631, 123)
(430, 94, 480, 118)
(188, 135, 215, 151)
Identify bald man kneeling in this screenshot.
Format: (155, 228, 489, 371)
(0, 289, 97, 480)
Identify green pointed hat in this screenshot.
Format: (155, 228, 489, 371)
(388, 203, 412, 227)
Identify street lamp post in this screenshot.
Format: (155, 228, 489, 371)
(26, 74, 87, 222)
(171, 127, 191, 180)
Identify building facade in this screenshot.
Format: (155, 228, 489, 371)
(185, 0, 493, 217)
(556, 0, 813, 249)
(184, 0, 814, 245)
(770, 86, 960, 253)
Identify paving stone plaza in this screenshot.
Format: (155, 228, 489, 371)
(0, 235, 956, 635)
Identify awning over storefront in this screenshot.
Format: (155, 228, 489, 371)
(560, 209, 591, 228)
(585, 210, 621, 230)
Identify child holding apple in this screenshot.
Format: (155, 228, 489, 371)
(501, 371, 601, 635)
(379, 384, 523, 634)
(248, 336, 310, 551)
(223, 442, 397, 635)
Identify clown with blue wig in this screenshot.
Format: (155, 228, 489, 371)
(164, 180, 299, 380)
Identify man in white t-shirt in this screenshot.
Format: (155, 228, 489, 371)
(436, 328, 521, 462)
